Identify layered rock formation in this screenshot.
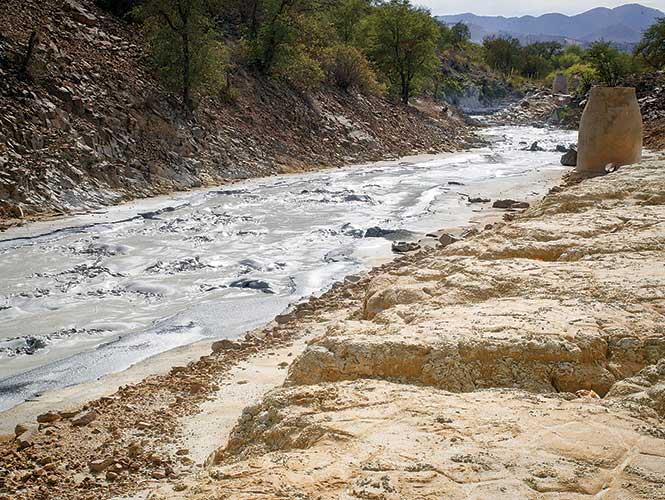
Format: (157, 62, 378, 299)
(193, 160, 665, 499)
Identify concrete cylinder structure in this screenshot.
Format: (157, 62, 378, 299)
(553, 73, 568, 94)
(576, 87, 643, 176)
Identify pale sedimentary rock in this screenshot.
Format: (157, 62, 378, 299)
(553, 72, 568, 93)
(173, 161, 665, 500)
(576, 86, 643, 175)
(203, 381, 665, 500)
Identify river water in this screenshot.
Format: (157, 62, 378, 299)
(0, 125, 576, 412)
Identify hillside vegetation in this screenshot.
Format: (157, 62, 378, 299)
(0, 0, 472, 224)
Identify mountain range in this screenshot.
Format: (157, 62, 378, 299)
(437, 3, 664, 48)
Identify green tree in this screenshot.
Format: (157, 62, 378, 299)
(363, 0, 440, 105)
(519, 42, 561, 79)
(440, 21, 471, 49)
(137, 0, 227, 112)
(585, 41, 635, 86)
(329, 0, 372, 44)
(483, 36, 521, 74)
(635, 17, 665, 69)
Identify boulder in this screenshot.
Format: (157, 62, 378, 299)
(364, 227, 397, 238)
(561, 148, 577, 166)
(37, 411, 61, 423)
(16, 428, 37, 449)
(229, 279, 273, 294)
(492, 199, 530, 210)
(553, 73, 568, 94)
(438, 233, 460, 247)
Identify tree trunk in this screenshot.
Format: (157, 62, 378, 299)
(182, 31, 193, 113)
(401, 77, 410, 105)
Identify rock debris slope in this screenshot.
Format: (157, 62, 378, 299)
(192, 160, 665, 499)
(0, 0, 469, 224)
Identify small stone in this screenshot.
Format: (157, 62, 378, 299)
(71, 409, 97, 426)
(176, 449, 189, 456)
(128, 441, 142, 457)
(211, 339, 241, 353)
(89, 458, 114, 472)
(152, 469, 167, 479)
(576, 389, 600, 399)
(37, 411, 61, 423)
(16, 429, 37, 449)
(105, 471, 119, 481)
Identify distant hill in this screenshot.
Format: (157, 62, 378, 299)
(438, 3, 664, 48)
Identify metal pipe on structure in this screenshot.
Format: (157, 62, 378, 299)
(576, 87, 643, 176)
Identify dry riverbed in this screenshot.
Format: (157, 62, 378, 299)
(2, 158, 665, 500)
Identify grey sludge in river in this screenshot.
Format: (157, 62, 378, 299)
(576, 86, 643, 176)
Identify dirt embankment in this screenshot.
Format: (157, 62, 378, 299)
(2, 158, 664, 500)
(0, 0, 472, 227)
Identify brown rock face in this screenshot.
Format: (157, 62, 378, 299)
(577, 87, 643, 175)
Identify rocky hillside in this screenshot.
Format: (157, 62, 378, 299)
(0, 0, 471, 226)
(626, 71, 665, 151)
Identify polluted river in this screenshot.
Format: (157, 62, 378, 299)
(0, 125, 577, 412)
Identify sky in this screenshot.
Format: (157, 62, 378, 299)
(419, 0, 665, 17)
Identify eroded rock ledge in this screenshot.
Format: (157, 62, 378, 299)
(199, 159, 665, 499)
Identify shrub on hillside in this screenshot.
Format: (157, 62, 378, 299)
(323, 45, 378, 93)
(271, 44, 324, 92)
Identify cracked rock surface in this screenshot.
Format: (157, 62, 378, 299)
(187, 160, 665, 499)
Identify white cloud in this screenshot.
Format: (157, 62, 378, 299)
(417, 0, 665, 17)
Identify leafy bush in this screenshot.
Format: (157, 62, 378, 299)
(323, 45, 377, 93)
(584, 41, 639, 87)
(271, 43, 324, 91)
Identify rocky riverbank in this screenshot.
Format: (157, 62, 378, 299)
(0, 0, 473, 228)
(2, 156, 664, 499)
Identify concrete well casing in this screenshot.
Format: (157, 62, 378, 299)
(576, 87, 643, 175)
